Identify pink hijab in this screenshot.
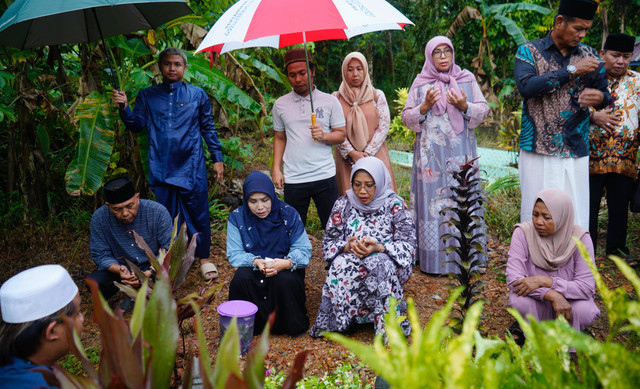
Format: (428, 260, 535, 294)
(516, 188, 588, 271)
(408, 36, 476, 134)
(338, 52, 376, 151)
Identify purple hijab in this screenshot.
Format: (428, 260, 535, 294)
(408, 36, 476, 134)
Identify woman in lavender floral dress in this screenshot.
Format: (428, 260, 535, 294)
(309, 157, 415, 337)
(402, 36, 489, 274)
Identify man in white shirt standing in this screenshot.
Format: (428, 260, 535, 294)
(272, 49, 346, 228)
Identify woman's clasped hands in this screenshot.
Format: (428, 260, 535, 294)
(344, 236, 384, 258)
(253, 257, 291, 277)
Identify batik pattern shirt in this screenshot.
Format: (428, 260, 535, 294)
(589, 69, 640, 178)
(514, 34, 611, 158)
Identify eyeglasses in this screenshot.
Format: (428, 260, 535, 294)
(432, 48, 453, 58)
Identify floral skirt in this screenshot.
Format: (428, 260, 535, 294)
(309, 252, 410, 337)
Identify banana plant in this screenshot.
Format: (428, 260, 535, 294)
(64, 91, 116, 196)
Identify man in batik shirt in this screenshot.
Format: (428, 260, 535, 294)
(514, 0, 611, 229)
(588, 33, 639, 263)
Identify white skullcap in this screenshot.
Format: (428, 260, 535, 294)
(0, 264, 78, 324)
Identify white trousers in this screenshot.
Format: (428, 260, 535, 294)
(519, 150, 590, 230)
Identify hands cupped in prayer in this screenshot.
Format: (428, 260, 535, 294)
(446, 88, 468, 112)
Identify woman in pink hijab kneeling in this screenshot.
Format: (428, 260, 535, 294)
(506, 188, 600, 344)
(402, 36, 489, 274)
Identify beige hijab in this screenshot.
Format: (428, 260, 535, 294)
(338, 52, 376, 151)
(516, 188, 587, 271)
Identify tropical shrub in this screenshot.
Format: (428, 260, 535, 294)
(388, 87, 414, 145)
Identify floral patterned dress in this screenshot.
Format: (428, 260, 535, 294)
(402, 80, 489, 274)
(309, 194, 416, 337)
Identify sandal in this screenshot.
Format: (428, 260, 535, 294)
(508, 321, 525, 346)
(200, 262, 219, 280)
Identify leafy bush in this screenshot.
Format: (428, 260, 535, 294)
(265, 362, 372, 388)
(325, 242, 640, 388)
(484, 175, 521, 243)
(388, 87, 415, 145)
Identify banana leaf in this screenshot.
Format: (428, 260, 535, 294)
(185, 53, 262, 114)
(494, 15, 527, 46)
(65, 92, 115, 196)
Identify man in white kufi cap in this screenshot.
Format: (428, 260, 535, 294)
(0, 265, 84, 388)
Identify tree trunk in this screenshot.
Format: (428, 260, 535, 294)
(8, 63, 53, 224)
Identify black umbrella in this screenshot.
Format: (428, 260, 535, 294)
(0, 0, 194, 89)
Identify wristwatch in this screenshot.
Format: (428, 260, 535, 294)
(567, 64, 577, 77)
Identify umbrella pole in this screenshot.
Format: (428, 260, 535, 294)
(302, 32, 316, 126)
(91, 9, 120, 91)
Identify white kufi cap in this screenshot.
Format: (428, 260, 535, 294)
(1, 264, 78, 324)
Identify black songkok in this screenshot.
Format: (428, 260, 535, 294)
(558, 0, 598, 21)
(104, 177, 136, 204)
(604, 33, 635, 53)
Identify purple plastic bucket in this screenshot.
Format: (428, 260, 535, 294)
(217, 300, 258, 355)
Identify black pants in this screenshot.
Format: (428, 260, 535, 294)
(284, 176, 338, 229)
(589, 173, 634, 256)
(229, 267, 308, 336)
(85, 262, 152, 300)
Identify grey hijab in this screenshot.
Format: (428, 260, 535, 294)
(346, 156, 396, 213)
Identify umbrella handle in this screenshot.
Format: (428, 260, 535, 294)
(311, 113, 318, 142)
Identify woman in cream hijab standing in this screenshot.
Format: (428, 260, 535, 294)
(333, 52, 396, 196)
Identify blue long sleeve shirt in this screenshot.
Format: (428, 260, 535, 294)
(0, 357, 56, 389)
(514, 34, 611, 158)
(90, 200, 173, 270)
(226, 221, 311, 270)
(119, 81, 223, 191)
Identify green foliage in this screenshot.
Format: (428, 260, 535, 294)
(327, 244, 640, 389)
(264, 362, 372, 388)
(209, 198, 230, 223)
(185, 52, 262, 115)
(388, 87, 414, 144)
(0, 191, 25, 227)
(575, 239, 640, 342)
(58, 348, 100, 376)
(484, 175, 520, 242)
(439, 157, 487, 328)
(221, 136, 254, 180)
(64, 92, 116, 196)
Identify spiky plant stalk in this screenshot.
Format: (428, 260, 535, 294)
(439, 156, 487, 329)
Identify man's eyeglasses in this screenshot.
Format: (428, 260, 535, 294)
(433, 48, 453, 58)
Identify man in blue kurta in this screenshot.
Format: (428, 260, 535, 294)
(514, 0, 611, 230)
(86, 177, 172, 300)
(112, 47, 223, 279)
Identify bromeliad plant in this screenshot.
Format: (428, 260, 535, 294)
(439, 157, 487, 329)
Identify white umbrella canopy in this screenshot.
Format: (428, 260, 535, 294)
(195, 0, 413, 54)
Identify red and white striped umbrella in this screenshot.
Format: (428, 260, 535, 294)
(195, 0, 413, 54)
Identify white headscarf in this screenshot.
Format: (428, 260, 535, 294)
(346, 156, 396, 213)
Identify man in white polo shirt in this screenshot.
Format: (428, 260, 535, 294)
(272, 49, 346, 228)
